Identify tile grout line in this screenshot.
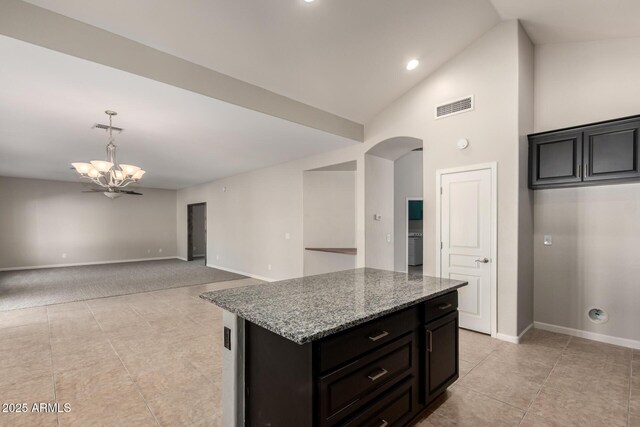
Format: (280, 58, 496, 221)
(44, 306, 60, 427)
(451, 343, 533, 422)
(85, 301, 162, 427)
(125, 299, 219, 386)
(511, 333, 573, 427)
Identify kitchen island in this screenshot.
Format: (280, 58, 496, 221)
(201, 268, 467, 426)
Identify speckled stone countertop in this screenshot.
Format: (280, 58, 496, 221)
(200, 268, 467, 345)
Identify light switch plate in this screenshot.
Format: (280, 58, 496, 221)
(543, 235, 552, 246)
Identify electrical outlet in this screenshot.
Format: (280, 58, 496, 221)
(285, 233, 291, 240)
(61, 253, 67, 259)
(147, 249, 151, 254)
(386, 233, 392, 243)
(158, 248, 163, 253)
(216, 255, 220, 261)
(543, 235, 552, 246)
(268, 264, 272, 271)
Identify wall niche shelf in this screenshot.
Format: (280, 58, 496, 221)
(305, 248, 357, 255)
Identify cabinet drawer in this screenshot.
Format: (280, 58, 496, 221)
(319, 307, 418, 372)
(319, 333, 416, 424)
(423, 292, 457, 323)
(341, 378, 418, 427)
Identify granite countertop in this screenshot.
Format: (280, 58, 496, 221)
(200, 268, 467, 345)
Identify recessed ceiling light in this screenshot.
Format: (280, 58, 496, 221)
(304, 0, 315, 2)
(406, 59, 420, 71)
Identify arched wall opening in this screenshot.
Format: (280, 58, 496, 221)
(364, 136, 423, 272)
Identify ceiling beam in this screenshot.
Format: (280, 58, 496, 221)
(0, 0, 364, 142)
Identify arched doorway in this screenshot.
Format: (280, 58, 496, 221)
(364, 137, 423, 272)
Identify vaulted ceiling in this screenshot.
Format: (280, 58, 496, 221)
(490, 0, 640, 44)
(20, 0, 501, 124)
(2, 0, 639, 189)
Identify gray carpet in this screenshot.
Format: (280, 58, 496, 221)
(0, 259, 246, 311)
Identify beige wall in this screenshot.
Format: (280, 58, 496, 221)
(303, 171, 356, 276)
(364, 154, 395, 271)
(534, 37, 640, 132)
(534, 185, 640, 342)
(176, 145, 365, 281)
(0, 176, 177, 269)
(393, 151, 423, 272)
(533, 37, 640, 343)
(517, 24, 535, 333)
(365, 20, 528, 337)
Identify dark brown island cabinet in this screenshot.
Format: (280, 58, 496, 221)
(245, 291, 460, 426)
(529, 114, 640, 189)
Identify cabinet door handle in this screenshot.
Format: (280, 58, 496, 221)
(584, 162, 588, 178)
(578, 164, 582, 178)
(378, 420, 389, 427)
(368, 330, 389, 341)
(427, 329, 433, 353)
(438, 303, 452, 310)
(367, 368, 388, 381)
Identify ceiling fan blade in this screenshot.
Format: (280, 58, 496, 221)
(121, 190, 143, 195)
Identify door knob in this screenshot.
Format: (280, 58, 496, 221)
(475, 258, 489, 264)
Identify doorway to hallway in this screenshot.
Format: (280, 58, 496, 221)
(406, 198, 423, 275)
(187, 202, 207, 264)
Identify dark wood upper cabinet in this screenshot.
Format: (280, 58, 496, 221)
(529, 115, 640, 189)
(529, 131, 583, 187)
(583, 120, 640, 182)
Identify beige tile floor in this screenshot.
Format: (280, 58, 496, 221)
(0, 278, 638, 427)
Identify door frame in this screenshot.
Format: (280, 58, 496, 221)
(405, 197, 423, 272)
(187, 202, 207, 264)
(435, 162, 497, 338)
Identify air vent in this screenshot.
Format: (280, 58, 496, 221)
(92, 123, 124, 133)
(435, 95, 474, 119)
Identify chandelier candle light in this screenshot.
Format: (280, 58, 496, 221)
(71, 111, 145, 199)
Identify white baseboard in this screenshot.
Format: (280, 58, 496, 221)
(0, 256, 180, 272)
(206, 263, 275, 283)
(495, 323, 534, 344)
(534, 321, 640, 350)
(176, 257, 188, 261)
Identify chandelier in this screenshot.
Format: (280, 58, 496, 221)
(71, 110, 146, 199)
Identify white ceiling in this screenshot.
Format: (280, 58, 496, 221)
(21, 0, 501, 123)
(0, 36, 357, 190)
(490, 0, 640, 44)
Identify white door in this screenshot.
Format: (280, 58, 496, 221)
(440, 168, 492, 334)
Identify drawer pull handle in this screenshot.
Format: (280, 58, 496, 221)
(378, 420, 389, 427)
(438, 303, 452, 310)
(367, 368, 388, 381)
(368, 330, 389, 341)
